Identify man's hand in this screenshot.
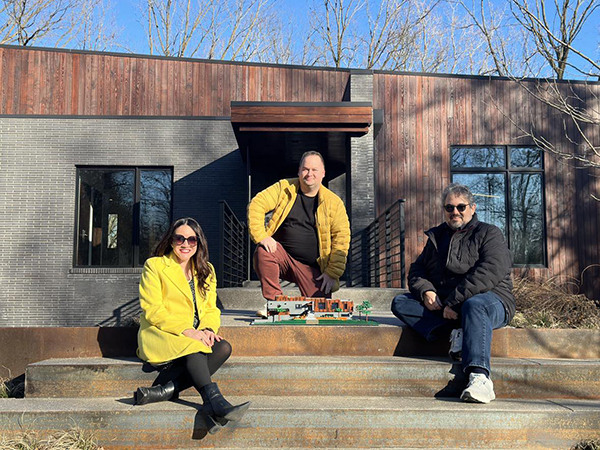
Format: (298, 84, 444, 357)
(316, 272, 336, 295)
(443, 306, 458, 320)
(259, 236, 278, 253)
(423, 291, 442, 311)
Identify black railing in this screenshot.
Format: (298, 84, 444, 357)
(96, 297, 141, 327)
(218, 200, 249, 288)
(348, 199, 406, 288)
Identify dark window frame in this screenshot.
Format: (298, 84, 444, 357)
(73, 165, 174, 268)
(450, 145, 547, 268)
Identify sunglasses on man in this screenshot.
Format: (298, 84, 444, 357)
(444, 203, 471, 213)
(172, 234, 198, 246)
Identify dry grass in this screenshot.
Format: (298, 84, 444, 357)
(572, 439, 600, 450)
(0, 428, 102, 450)
(511, 276, 600, 329)
(0, 377, 9, 399)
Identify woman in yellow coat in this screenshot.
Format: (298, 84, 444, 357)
(134, 217, 250, 434)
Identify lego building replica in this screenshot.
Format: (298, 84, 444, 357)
(252, 295, 354, 325)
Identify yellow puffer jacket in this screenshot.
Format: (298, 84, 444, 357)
(137, 253, 221, 364)
(247, 178, 350, 292)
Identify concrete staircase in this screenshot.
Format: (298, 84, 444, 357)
(1, 287, 600, 449)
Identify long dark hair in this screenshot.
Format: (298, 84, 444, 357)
(154, 217, 212, 295)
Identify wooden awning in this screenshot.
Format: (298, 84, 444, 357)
(231, 101, 372, 134)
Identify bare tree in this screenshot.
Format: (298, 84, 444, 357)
(456, 0, 600, 199)
(254, 15, 321, 65)
(142, 0, 274, 60)
(362, 0, 407, 69)
(509, 0, 599, 79)
(455, 0, 547, 77)
(0, 0, 118, 49)
(457, 0, 599, 77)
(412, 1, 497, 74)
(60, 0, 119, 50)
(143, 0, 213, 57)
(308, 0, 447, 70)
(506, 79, 600, 173)
(0, 0, 76, 45)
(384, 0, 490, 73)
(309, 0, 364, 68)
(207, 0, 273, 61)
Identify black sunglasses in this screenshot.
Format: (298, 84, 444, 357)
(444, 203, 471, 213)
(172, 234, 198, 246)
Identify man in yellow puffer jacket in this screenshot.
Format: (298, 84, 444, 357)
(247, 151, 350, 316)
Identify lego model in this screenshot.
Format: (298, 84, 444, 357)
(252, 295, 354, 324)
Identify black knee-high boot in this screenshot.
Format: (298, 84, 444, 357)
(134, 381, 176, 405)
(200, 382, 250, 434)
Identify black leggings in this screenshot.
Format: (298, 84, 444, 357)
(152, 339, 232, 393)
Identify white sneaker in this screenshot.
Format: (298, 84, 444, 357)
(460, 373, 496, 403)
(449, 328, 463, 361)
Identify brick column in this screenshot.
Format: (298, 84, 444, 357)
(348, 70, 375, 233)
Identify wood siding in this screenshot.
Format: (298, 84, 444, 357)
(0, 47, 349, 116)
(373, 73, 600, 296)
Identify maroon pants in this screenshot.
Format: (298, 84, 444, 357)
(253, 244, 330, 300)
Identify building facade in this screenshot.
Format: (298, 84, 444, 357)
(0, 45, 598, 326)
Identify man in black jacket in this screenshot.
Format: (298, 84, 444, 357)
(391, 183, 514, 403)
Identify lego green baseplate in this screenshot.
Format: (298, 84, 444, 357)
(251, 318, 379, 326)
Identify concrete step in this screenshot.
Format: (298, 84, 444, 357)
(217, 286, 406, 311)
(25, 356, 600, 400)
(0, 396, 598, 449)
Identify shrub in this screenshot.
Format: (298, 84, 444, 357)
(511, 276, 600, 329)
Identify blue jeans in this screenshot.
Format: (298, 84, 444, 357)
(391, 291, 508, 373)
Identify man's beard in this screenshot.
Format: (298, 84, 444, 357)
(448, 216, 464, 230)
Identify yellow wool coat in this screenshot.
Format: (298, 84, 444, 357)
(247, 178, 351, 292)
(137, 253, 221, 364)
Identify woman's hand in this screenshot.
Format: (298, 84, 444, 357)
(182, 328, 212, 346)
(202, 329, 223, 347)
(182, 328, 223, 347)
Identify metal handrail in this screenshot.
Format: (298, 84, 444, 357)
(348, 199, 406, 288)
(218, 200, 249, 288)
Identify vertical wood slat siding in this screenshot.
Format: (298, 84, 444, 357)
(0, 47, 349, 116)
(374, 73, 600, 296)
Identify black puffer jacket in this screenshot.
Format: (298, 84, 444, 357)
(408, 214, 515, 321)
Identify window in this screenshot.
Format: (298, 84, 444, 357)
(75, 167, 173, 267)
(451, 146, 545, 266)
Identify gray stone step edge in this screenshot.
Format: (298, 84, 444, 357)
(0, 396, 598, 449)
(23, 356, 600, 400)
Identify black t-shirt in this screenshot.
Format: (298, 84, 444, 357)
(273, 192, 319, 267)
